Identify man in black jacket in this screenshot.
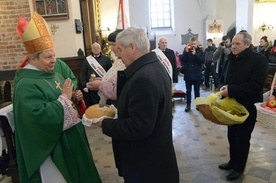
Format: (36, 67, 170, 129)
(218, 32, 267, 180)
(82, 42, 112, 106)
(91, 27, 179, 183)
(203, 38, 217, 89)
(213, 35, 231, 79)
(181, 36, 205, 112)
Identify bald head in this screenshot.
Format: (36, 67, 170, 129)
(91, 42, 102, 55)
(158, 37, 168, 50)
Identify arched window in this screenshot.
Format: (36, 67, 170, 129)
(150, 0, 172, 29)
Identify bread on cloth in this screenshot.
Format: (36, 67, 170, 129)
(85, 104, 115, 119)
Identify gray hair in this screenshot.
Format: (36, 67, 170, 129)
(236, 32, 252, 45)
(28, 52, 42, 60)
(116, 27, 150, 53)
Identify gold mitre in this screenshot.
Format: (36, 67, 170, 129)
(17, 11, 54, 54)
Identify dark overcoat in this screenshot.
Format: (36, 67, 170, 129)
(81, 54, 112, 87)
(181, 46, 205, 81)
(163, 48, 178, 83)
(218, 46, 268, 172)
(220, 47, 268, 110)
(102, 52, 179, 183)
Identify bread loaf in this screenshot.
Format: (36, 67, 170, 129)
(85, 104, 115, 119)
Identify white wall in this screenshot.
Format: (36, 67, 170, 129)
(101, 0, 118, 35)
(252, 2, 276, 45)
(235, 0, 276, 46)
(127, 0, 236, 53)
(236, 0, 252, 34)
(101, 0, 130, 36)
(27, 0, 276, 58)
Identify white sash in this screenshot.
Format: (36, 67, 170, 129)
(152, 48, 173, 80)
(86, 55, 106, 78)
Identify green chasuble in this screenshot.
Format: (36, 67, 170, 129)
(54, 59, 78, 90)
(13, 69, 101, 183)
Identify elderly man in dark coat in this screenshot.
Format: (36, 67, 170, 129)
(218, 32, 268, 180)
(91, 27, 179, 183)
(158, 37, 178, 83)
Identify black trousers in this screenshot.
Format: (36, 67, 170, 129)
(204, 64, 218, 88)
(227, 107, 257, 173)
(185, 80, 201, 104)
(88, 90, 100, 106)
(112, 139, 123, 177)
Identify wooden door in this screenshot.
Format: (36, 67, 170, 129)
(79, 0, 102, 56)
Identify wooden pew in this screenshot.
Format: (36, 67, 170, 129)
(58, 56, 85, 90)
(264, 63, 276, 92)
(0, 70, 19, 183)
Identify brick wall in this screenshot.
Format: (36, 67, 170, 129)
(0, 0, 31, 71)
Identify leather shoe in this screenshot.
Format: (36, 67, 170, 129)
(185, 105, 190, 112)
(218, 163, 232, 170)
(226, 170, 242, 180)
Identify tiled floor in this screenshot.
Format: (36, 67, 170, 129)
(1, 75, 276, 183)
(86, 75, 276, 183)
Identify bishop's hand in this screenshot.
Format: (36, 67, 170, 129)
(62, 78, 74, 99)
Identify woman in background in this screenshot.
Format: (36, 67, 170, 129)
(85, 29, 126, 177)
(257, 36, 272, 60)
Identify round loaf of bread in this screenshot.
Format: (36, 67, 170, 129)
(85, 104, 115, 119)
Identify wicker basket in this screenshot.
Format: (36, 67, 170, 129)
(255, 103, 276, 128)
(196, 104, 229, 126)
(255, 72, 276, 128)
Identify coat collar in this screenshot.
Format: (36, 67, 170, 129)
(124, 52, 158, 79)
(229, 46, 253, 60)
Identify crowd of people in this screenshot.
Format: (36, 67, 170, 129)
(5, 10, 272, 182)
(177, 33, 276, 112)
(13, 12, 180, 183)
(82, 29, 269, 181)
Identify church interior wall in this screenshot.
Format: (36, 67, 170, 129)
(1, 0, 276, 71)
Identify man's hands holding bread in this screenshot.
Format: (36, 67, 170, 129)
(82, 104, 117, 127)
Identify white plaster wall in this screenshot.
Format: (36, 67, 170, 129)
(27, 0, 276, 58)
(236, 0, 251, 33)
(252, 2, 276, 45)
(101, 0, 118, 35)
(101, 0, 130, 36)
(128, 0, 236, 53)
(236, 0, 276, 45)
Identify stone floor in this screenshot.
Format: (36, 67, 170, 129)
(1, 75, 276, 183)
(86, 75, 276, 183)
